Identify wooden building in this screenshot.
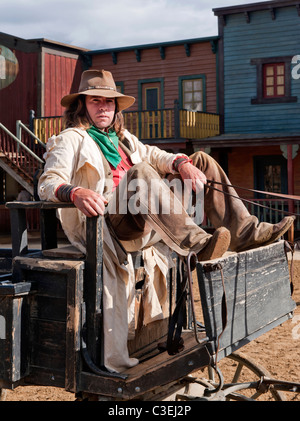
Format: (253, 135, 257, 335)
(78, 36, 220, 154)
(0, 32, 86, 231)
(0, 32, 86, 131)
(193, 0, 300, 229)
(1, 1, 299, 234)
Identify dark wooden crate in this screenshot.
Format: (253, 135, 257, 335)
(8, 256, 84, 390)
(0, 280, 33, 387)
(196, 241, 296, 360)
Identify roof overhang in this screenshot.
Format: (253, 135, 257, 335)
(213, 0, 300, 17)
(192, 133, 300, 149)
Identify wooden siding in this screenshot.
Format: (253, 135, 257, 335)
(228, 145, 278, 197)
(90, 41, 217, 114)
(227, 145, 300, 198)
(43, 52, 83, 117)
(0, 50, 38, 132)
(222, 6, 300, 134)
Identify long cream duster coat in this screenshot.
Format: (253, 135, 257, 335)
(38, 127, 187, 373)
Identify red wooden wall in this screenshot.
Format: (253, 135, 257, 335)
(90, 39, 218, 114)
(0, 50, 38, 132)
(43, 52, 82, 117)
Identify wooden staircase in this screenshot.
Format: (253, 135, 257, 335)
(0, 122, 45, 197)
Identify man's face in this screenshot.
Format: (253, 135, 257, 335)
(85, 95, 116, 129)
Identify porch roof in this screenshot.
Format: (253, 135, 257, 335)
(192, 132, 300, 149)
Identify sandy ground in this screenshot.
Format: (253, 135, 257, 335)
(1, 245, 299, 401)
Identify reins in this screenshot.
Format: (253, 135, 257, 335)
(164, 178, 299, 357)
(205, 179, 300, 218)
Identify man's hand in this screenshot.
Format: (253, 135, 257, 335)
(178, 162, 207, 193)
(72, 188, 108, 217)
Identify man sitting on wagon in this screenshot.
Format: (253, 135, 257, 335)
(38, 69, 294, 373)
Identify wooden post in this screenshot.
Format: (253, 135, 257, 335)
(287, 144, 294, 215)
(174, 99, 180, 139)
(84, 215, 103, 366)
(9, 208, 28, 258)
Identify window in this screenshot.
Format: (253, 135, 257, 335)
(251, 56, 297, 104)
(263, 163, 282, 195)
(179, 75, 205, 111)
(115, 82, 124, 94)
(182, 79, 203, 111)
(254, 156, 287, 199)
(263, 63, 285, 98)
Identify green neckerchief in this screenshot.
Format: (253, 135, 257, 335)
(87, 125, 121, 169)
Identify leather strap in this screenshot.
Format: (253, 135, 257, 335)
(164, 259, 188, 355)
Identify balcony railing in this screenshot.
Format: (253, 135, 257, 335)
(32, 107, 220, 144)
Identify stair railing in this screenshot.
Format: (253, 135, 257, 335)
(0, 123, 44, 165)
(0, 123, 44, 195)
(16, 120, 46, 151)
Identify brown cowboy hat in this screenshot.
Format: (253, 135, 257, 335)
(61, 69, 135, 111)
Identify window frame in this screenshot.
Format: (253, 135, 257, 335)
(179, 75, 206, 112)
(263, 62, 285, 99)
(138, 78, 164, 111)
(251, 56, 297, 104)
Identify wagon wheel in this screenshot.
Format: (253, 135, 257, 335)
(219, 351, 286, 401)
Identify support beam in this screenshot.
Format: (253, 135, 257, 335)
(287, 144, 295, 215)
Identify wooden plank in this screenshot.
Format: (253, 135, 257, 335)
(84, 216, 103, 367)
(31, 296, 66, 321)
(196, 241, 296, 355)
(22, 367, 65, 388)
(80, 332, 211, 399)
(65, 262, 84, 393)
(0, 293, 31, 386)
(42, 245, 85, 259)
(30, 319, 66, 370)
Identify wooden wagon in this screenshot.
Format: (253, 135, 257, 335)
(0, 201, 299, 401)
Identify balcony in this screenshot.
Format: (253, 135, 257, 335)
(32, 105, 220, 150)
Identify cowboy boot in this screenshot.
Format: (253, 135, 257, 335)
(197, 227, 231, 261)
(235, 215, 295, 252)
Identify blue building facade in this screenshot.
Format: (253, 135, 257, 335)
(218, 1, 300, 134)
(193, 1, 300, 230)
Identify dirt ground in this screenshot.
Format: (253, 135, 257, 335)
(3, 253, 300, 402)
